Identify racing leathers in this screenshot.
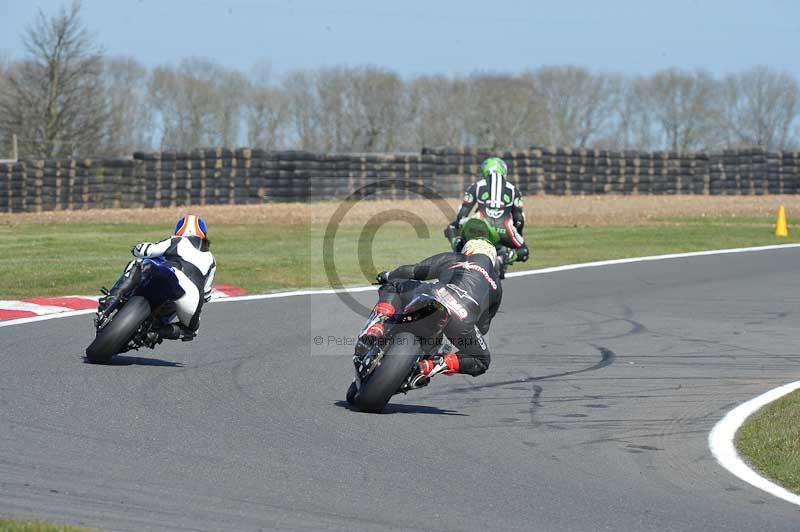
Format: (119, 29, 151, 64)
(102, 235, 216, 340)
(376, 251, 502, 377)
(445, 178, 529, 262)
(132, 235, 215, 334)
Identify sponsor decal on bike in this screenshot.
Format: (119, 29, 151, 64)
(449, 261, 498, 290)
(445, 283, 479, 306)
(434, 287, 468, 320)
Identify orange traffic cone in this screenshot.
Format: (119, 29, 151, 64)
(775, 205, 788, 237)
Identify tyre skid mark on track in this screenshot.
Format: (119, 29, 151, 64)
(3, 243, 800, 511)
(528, 384, 543, 426)
(445, 346, 616, 395)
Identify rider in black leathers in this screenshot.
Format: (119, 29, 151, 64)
(367, 239, 502, 379)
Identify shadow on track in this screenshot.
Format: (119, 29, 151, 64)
(82, 355, 184, 367)
(334, 400, 467, 416)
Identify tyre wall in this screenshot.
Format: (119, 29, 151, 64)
(1, 146, 799, 212)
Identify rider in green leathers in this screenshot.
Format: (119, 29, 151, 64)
(444, 157, 530, 263)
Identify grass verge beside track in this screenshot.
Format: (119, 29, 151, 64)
(0, 518, 92, 531)
(0, 216, 797, 298)
(736, 390, 800, 495)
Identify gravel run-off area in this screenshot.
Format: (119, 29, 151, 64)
(0, 195, 797, 226)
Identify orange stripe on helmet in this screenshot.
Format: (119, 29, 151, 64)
(175, 216, 188, 236)
(193, 216, 206, 239)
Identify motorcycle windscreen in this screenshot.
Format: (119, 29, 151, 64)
(401, 293, 448, 324)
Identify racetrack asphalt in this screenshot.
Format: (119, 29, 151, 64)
(1, 249, 799, 531)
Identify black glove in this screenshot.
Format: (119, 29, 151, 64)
(444, 223, 462, 251)
(517, 244, 530, 262)
(375, 271, 391, 285)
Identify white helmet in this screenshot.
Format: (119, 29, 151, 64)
(462, 239, 497, 264)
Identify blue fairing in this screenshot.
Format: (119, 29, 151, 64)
(135, 257, 185, 308)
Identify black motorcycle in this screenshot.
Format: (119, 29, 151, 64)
(346, 290, 455, 413)
(86, 257, 185, 364)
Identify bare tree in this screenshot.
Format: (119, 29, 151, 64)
(720, 66, 800, 151)
(531, 66, 620, 148)
(212, 68, 248, 148)
(314, 67, 352, 151)
(461, 73, 543, 149)
(0, 0, 107, 158)
(345, 66, 406, 152)
(246, 85, 288, 150)
(283, 70, 322, 150)
(637, 68, 723, 152)
(599, 76, 656, 150)
(406, 75, 470, 148)
(0, 57, 8, 157)
(244, 63, 289, 150)
(148, 58, 244, 150)
(103, 55, 153, 155)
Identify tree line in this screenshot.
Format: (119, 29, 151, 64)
(1, 1, 799, 159)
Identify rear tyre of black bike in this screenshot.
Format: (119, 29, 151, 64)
(353, 332, 419, 414)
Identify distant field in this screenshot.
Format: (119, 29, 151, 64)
(1, 200, 797, 298)
(3, 194, 800, 226)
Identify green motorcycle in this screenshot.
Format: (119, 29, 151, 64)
(446, 217, 519, 278)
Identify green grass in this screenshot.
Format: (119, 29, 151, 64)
(0, 217, 798, 298)
(736, 390, 800, 494)
(0, 519, 92, 532)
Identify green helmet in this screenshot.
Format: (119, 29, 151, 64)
(481, 157, 508, 178)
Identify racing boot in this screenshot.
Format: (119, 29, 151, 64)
(353, 302, 396, 364)
(410, 352, 460, 388)
(97, 261, 141, 316)
(157, 323, 197, 342)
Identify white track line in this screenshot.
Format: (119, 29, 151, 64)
(212, 285, 377, 303)
(2, 241, 800, 505)
(504, 243, 800, 278)
(709, 381, 800, 506)
(3, 243, 800, 321)
(0, 308, 96, 328)
(0, 300, 77, 314)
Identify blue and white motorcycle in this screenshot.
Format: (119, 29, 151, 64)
(86, 257, 186, 364)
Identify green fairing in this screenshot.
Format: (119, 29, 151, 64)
(459, 217, 501, 246)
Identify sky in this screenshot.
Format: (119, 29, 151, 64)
(2, 0, 800, 80)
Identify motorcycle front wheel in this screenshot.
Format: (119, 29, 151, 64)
(352, 332, 419, 413)
(86, 296, 151, 364)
